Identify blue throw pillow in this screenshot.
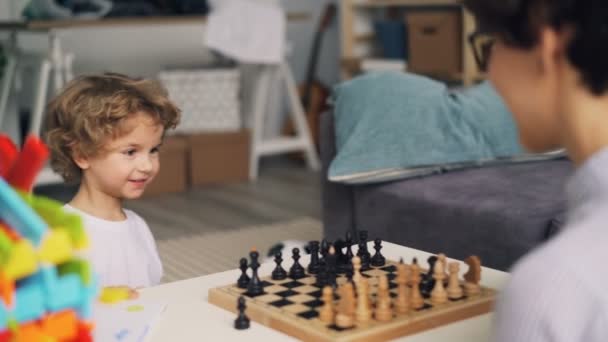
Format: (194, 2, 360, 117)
(328, 72, 559, 184)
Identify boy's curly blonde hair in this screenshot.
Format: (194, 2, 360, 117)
(44, 73, 181, 183)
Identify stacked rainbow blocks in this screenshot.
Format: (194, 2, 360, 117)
(0, 135, 98, 341)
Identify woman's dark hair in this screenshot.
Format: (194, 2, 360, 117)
(464, 0, 608, 95)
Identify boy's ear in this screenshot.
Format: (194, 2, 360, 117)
(72, 150, 90, 170)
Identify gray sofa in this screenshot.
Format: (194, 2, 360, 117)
(321, 111, 573, 271)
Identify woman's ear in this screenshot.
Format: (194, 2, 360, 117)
(538, 25, 572, 75)
(537, 27, 560, 75)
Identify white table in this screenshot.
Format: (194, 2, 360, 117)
(139, 242, 509, 341)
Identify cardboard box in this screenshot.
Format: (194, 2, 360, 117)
(186, 130, 250, 186)
(406, 11, 462, 75)
(144, 135, 188, 197)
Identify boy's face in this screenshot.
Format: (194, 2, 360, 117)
(76, 112, 164, 200)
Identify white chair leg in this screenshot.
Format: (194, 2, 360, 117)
(0, 55, 17, 130)
(249, 65, 273, 181)
(49, 33, 65, 93)
(280, 61, 320, 171)
(63, 52, 75, 83)
(30, 59, 52, 136)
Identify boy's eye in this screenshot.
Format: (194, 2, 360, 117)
(151, 147, 160, 154)
(123, 149, 136, 156)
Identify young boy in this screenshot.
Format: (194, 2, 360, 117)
(464, 0, 608, 341)
(44, 73, 180, 289)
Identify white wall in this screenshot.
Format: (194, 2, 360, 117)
(13, 0, 340, 136)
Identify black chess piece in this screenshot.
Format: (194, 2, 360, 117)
(307, 241, 320, 274)
(234, 296, 250, 330)
(345, 232, 354, 262)
(358, 231, 371, 258)
(246, 250, 264, 296)
(420, 256, 438, 298)
(320, 239, 330, 260)
(289, 248, 306, 279)
(357, 230, 371, 271)
(237, 257, 250, 288)
(271, 251, 287, 280)
(371, 238, 386, 267)
(334, 240, 347, 274)
(315, 263, 329, 288)
(325, 246, 338, 287)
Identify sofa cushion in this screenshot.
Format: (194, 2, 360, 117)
(329, 72, 564, 185)
(352, 159, 573, 271)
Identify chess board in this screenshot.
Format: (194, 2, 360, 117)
(208, 259, 496, 342)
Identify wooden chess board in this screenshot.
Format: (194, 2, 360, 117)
(208, 259, 496, 342)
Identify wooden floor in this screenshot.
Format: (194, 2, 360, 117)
(35, 158, 322, 240)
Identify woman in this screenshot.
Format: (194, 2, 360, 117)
(464, 1, 608, 341)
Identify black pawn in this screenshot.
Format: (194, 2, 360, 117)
(234, 296, 250, 330)
(246, 250, 264, 296)
(358, 231, 371, 259)
(320, 239, 330, 260)
(357, 230, 371, 271)
(237, 258, 250, 289)
(271, 252, 287, 280)
(307, 241, 321, 274)
(371, 238, 386, 267)
(345, 232, 354, 262)
(334, 240, 347, 274)
(357, 240, 371, 271)
(325, 246, 338, 287)
(420, 256, 438, 297)
(289, 248, 306, 279)
(315, 263, 328, 288)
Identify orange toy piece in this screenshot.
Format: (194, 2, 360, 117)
(41, 310, 77, 341)
(0, 274, 14, 308)
(16, 321, 53, 342)
(0, 224, 19, 242)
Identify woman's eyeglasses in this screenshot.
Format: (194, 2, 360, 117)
(468, 32, 496, 72)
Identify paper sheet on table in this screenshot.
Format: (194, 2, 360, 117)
(94, 299, 167, 342)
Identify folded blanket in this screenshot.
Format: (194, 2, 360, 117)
(329, 72, 565, 184)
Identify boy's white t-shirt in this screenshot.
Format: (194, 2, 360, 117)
(64, 205, 163, 288)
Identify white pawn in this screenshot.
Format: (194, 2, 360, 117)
(395, 262, 410, 314)
(447, 262, 464, 299)
(374, 275, 393, 321)
(352, 256, 362, 285)
(430, 258, 448, 305)
(355, 277, 372, 323)
(319, 286, 334, 324)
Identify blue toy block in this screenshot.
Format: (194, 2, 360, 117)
(0, 301, 7, 330)
(13, 281, 44, 323)
(76, 273, 99, 320)
(0, 178, 46, 246)
(47, 274, 80, 312)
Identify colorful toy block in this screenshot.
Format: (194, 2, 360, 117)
(39, 229, 72, 265)
(15, 321, 54, 342)
(0, 136, 17, 178)
(6, 135, 49, 192)
(58, 259, 92, 286)
(0, 134, 98, 341)
(41, 310, 78, 340)
(0, 274, 14, 308)
(13, 281, 45, 323)
(3, 239, 37, 280)
(0, 179, 46, 246)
